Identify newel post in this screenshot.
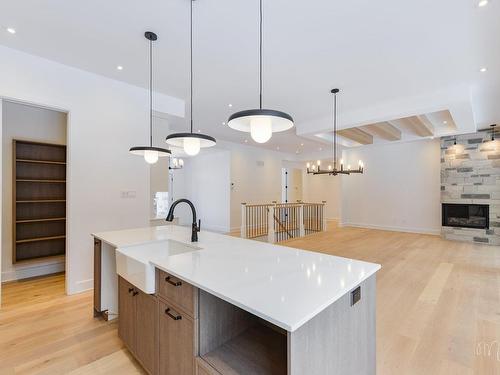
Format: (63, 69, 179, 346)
(299, 204, 305, 237)
(322, 201, 327, 231)
(241, 203, 247, 238)
(268, 206, 276, 243)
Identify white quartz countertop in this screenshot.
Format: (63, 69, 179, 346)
(93, 225, 380, 332)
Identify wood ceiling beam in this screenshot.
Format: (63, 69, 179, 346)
(337, 128, 373, 145)
(362, 122, 401, 141)
(402, 115, 434, 137)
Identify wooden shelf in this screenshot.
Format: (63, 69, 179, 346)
(16, 217, 66, 224)
(16, 199, 66, 203)
(16, 179, 66, 183)
(16, 158, 66, 165)
(16, 235, 66, 244)
(201, 325, 287, 375)
(13, 140, 67, 262)
(13, 254, 65, 265)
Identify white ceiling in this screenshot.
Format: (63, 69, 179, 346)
(0, 0, 499, 155)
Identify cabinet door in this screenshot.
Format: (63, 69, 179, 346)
(93, 238, 102, 315)
(136, 291, 158, 375)
(159, 300, 196, 375)
(118, 276, 136, 354)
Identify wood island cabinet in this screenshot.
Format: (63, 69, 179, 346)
(118, 276, 157, 375)
(118, 272, 199, 375)
(158, 299, 197, 375)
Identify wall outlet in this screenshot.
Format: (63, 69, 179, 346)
(350, 286, 361, 306)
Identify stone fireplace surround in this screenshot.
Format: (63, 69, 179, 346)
(441, 130, 499, 245)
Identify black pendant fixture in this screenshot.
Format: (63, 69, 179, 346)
(306, 89, 364, 176)
(165, 0, 216, 156)
(227, 0, 294, 143)
(130, 31, 171, 164)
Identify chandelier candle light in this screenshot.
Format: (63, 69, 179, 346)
(227, 0, 294, 143)
(165, 0, 216, 156)
(169, 158, 184, 170)
(129, 32, 171, 164)
(306, 89, 364, 176)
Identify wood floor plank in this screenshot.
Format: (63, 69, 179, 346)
(1, 223, 500, 374)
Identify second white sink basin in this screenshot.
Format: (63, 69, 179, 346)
(116, 239, 201, 294)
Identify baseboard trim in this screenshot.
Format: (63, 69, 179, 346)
(1, 260, 65, 282)
(339, 221, 440, 236)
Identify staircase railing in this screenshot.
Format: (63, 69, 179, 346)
(241, 201, 326, 242)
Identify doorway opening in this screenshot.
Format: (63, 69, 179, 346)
(1, 100, 68, 308)
(281, 167, 303, 204)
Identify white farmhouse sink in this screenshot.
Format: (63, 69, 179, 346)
(116, 239, 201, 294)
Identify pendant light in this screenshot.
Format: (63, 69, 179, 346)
(306, 89, 364, 176)
(130, 32, 171, 164)
(165, 0, 216, 156)
(227, 0, 294, 143)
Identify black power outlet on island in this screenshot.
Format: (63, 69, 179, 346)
(351, 286, 361, 306)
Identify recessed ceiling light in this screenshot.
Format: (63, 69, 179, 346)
(480, 67, 487, 72)
(478, 0, 489, 7)
(222, 122, 226, 125)
(228, 104, 233, 108)
(244, 139, 248, 143)
(300, 143, 304, 146)
(443, 120, 448, 125)
(6, 27, 16, 34)
(117, 65, 123, 70)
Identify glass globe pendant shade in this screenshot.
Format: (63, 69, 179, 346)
(184, 137, 201, 156)
(165, 133, 216, 156)
(129, 146, 170, 164)
(227, 109, 293, 144)
(144, 149, 159, 164)
(250, 116, 273, 143)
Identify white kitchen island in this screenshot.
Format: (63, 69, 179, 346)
(92, 225, 380, 375)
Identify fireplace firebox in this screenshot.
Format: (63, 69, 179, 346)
(442, 203, 489, 229)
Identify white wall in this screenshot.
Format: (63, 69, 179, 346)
(0, 45, 184, 294)
(341, 139, 441, 234)
(2, 101, 67, 281)
(0, 100, 2, 302)
(229, 142, 292, 231)
(303, 169, 341, 220)
(181, 150, 231, 233)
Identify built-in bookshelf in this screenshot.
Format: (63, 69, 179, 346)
(13, 140, 67, 262)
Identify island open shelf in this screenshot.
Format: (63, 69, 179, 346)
(201, 324, 287, 375)
(198, 290, 287, 375)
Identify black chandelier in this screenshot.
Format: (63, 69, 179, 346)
(129, 32, 171, 164)
(306, 89, 364, 176)
(169, 157, 184, 170)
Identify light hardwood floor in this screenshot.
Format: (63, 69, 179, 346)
(1, 224, 499, 374)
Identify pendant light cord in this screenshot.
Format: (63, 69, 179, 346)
(149, 37, 153, 147)
(190, 0, 194, 134)
(259, 0, 263, 109)
(333, 91, 337, 169)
